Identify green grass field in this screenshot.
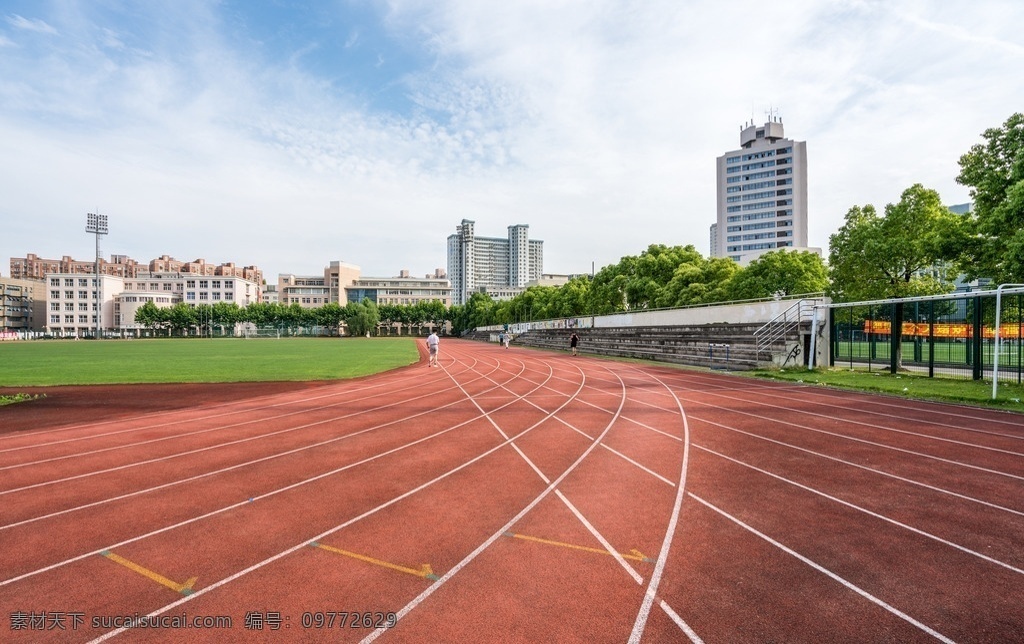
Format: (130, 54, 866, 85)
(833, 339, 1024, 366)
(752, 367, 1024, 410)
(0, 337, 420, 386)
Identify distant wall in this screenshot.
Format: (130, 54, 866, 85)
(482, 297, 830, 334)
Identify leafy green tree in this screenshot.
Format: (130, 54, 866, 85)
(956, 112, 1024, 282)
(166, 303, 198, 335)
(418, 300, 448, 330)
(727, 250, 829, 301)
(550, 276, 591, 317)
(211, 302, 240, 335)
(827, 184, 961, 302)
(315, 302, 345, 334)
(134, 300, 163, 330)
(464, 291, 496, 329)
(658, 256, 738, 307)
(378, 304, 402, 335)
(586, 263, 630, 314)
(344, 298, 380, 336)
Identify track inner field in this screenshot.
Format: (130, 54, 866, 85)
(2, 339, 1023, 643)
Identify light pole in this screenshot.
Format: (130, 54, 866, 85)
(85, 212, 109, 339)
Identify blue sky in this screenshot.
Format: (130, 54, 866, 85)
(1, 0, 1022, 281)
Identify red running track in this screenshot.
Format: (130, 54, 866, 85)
(1, 338, 1023, 643)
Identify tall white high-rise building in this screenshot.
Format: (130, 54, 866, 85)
(447, 219, 543, 305)
(712, 117, 811, 265)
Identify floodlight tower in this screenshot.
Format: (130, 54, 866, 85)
(86, 212, 109, 338)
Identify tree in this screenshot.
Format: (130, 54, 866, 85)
(315, 302, 345, 334)
(727, 250, 828, 301)
(344, 298, 380, 336)
(134, 300, 163, 330)
(956, 112, 1024, 282)
(658, 255, 738, 307)
(166, 303, 198, 335)
(827, 184, 962, 302)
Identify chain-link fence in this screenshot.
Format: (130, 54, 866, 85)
(829, 290, 1024, 383)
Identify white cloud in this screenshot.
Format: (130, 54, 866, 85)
(1, 0, 1022, 281)
(6, 14, 57, 35)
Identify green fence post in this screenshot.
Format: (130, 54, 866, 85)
(890, 301, 902, 374)
(928, 299, 935, 378)
(972, 296, 983, 381)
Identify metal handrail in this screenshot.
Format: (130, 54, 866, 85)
(753, 299, 816, 357)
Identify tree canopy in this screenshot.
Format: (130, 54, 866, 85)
(956, 112, 1024, 283)
(827, 184, 963, 302)
(726, 250, 828, 301)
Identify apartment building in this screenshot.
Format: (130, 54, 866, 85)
(0, 276, 45, 334)
(447, 220, 543, 305)
(11, 253, 263, 287)
(44, 273, 124, 336)
(116, 272, 261, 328)
(278, 261, 362, 308)
(11, 253, 142, 279)
(346, 269, 452, 307)
(712, 117, 813, 265)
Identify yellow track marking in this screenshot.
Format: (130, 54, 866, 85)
(504, 532, 651, 562)
(100, 551, 197, 595)
(310, 542, 439, 580)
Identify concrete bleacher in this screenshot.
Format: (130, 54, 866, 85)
(467, 322, 809, 371)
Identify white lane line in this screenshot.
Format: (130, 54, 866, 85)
(628, 367, 692, 644)
(1, 357, 517, 494)
(555, 489, 644, 584)
(621, 414, 685, 443)
(658, 370, 1024, 437)
(443, 355, 557, 484)
(748, 380, 1024, 432)
(701, 389, 1024, 458)
(697, 444, 1024, 577)
(2, 361, 537, 581)
(692, 414, 1024, 518)
(601, 444, 675, 487)
(0, 392, 479, 531)
(3, 412, 480, 588)
(659, 600, 705, 644)
(1, 386, 425, 471)
(688, 493, 956, 644)
(0, 384, 475, 496)
(0, 370, 428, 448)
(89, 353, 610, 644)
(357, 366, 628, 644)
(676, 393, 1024, 482)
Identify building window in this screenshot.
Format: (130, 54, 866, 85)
(79, 278, 88, 287)
(64, 279, 74, 287)
(50, 278, 59, 286)
(64, 303, 74, 311)
(50, 302, 59, 311)
(186, 292, 195, 300)
(50, 315, 60, 324)
(186, 280, 195, 288)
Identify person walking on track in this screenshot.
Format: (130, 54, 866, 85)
(570, 331, 579, 356)
(427, 330, 440, 367)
